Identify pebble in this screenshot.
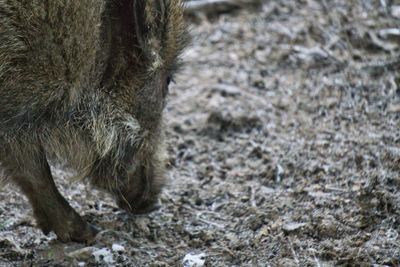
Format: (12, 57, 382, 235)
(183, 252, 206, 267)
(93, 248, 115, 266)
(379, 28, 400, 40)
(112, 243, 125, 252)
(66, 247, 99, 261)
(391, 6, 400, 18)
(388, 103, 400, 113)
(135, 217, 151, 234)
(282, 222, 307, 232)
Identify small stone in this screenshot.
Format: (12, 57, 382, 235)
(317, 216, 344, 238)
(388, 103, 400, 113)
(135, 217, 151, 234)
(226, 233, 239, 244)
(66, 247, 99, 261)
(183, 253, 206, 267)
(322, 97, 338, 108)
(112, 244, 125, 252)
(282, 222, 307, 232)
(391, 6, 400, 18)
(93, 248, 115, 265)
(224, 158, 241, 169)
(379, 28, 400, 40)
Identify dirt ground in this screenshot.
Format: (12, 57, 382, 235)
(0, 0, 400, 266)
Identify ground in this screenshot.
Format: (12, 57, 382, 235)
(0, 0, 400, 266)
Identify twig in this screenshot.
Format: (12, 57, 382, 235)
(288, 237, 300, 265)
(310, 248, 321, 267)
(361, 59, 400, 72)
(184, 0, 263, 15)
(250, 186, 257, 209)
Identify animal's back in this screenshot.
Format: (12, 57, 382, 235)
(0, 0, 104, 131)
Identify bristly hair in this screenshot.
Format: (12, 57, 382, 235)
(163, 0, 188, 72)
(76, 0, 187, 190)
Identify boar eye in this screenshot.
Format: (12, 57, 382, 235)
(162, 74, 174, 98)
(166, 75, 174, 86)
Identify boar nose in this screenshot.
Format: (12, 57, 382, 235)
(117, 196, 160, 214)
(132, 200, 160, 214)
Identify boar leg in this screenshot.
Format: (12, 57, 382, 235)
(2, 143, 97, 243)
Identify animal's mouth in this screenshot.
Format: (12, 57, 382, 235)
(117, 195, 160, 214)
(116, 165, 160, 214)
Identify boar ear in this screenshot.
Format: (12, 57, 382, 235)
(105, 0, 148, 48)
(133, 0, 147, 49)
(100, 0, 148, 87)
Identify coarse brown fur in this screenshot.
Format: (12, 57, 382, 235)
(0, 0, 186, 243)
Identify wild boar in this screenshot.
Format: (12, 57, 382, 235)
(0, 0, 186, 242)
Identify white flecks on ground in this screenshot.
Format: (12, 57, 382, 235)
(391, 5, 400, 18)
(66, 246, 99, 261)
(111, 243, 125, 252)
(92, 248, 115, 266)
(183, 252, 206, 267)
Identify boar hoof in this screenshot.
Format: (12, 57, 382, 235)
(37, 214, 98, 243)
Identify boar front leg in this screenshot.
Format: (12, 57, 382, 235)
(1, 141, 97, 243)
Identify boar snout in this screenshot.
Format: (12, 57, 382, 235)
(116, 165, 161, 214)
